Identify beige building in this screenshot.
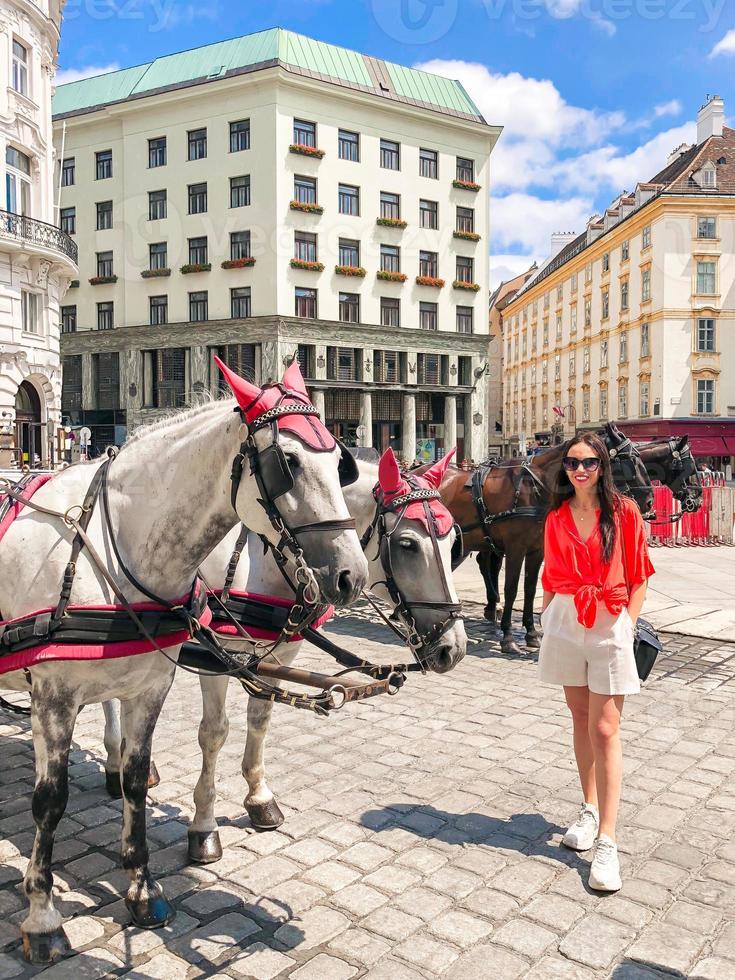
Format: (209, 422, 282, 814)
(503, 96, 735, 466)
(53, 28, 500, 461)
(0, 0, 77, 466)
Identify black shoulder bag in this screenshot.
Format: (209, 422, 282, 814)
(620, 523, 662, 682)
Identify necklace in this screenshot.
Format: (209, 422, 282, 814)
(571, 504, 597, 522)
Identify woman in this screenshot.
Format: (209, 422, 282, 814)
(539, 432, 654, 892)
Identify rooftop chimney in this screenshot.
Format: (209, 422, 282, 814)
(697, 95, 725, 145)
(550, 231, 576, 257)
(666, 142, 692, 166)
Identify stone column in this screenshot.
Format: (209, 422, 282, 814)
(311, 388, 325, 419)
(314, 345, 328, 381)
(402, 392, 416, 462)
(120, 349, 143, 432)
(81, 354, 94, 411)
(359, 391, 373, 448)
(444, 394, 457, 454)
(189, 344, 208, 395)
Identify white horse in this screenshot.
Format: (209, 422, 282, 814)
(0, 360, 367, 963)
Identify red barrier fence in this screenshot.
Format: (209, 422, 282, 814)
(647, 476, 735, 546)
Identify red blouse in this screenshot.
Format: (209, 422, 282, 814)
(541, 496, 655, 628)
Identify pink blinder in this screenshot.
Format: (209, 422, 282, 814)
(377, 448, 455, 537)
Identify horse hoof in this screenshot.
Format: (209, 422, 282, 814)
(22, 927, 71, 964)
(525, 634, 542, 650)
(188, 829, 223, 864)
(105, 769, 123, 799)
(246, 799, 285, 830)
(125, 890, 175, 930)
(483, 606, 496, 623)
(501, 638, 522, 656)
(148, 760, 161, 789)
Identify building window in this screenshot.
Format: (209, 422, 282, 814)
(542, 358, 548, 382)
(641, 267, 651, 302)
(417, 354, 440, 385)
(556, 283, 563, 302)
(328, 347, 358, 381)
(619, 330, 628, 363)
(419, 302, 437, 331)
(456, 206, 475, 234)
(600, 339, 608, 368)
(583, 346, 591, 373)
(642, 224, 652, 250)
(294, 231, 317, 263)
(97, 301, 114, 331)
(601, 287, 609, 320)
(380, 191, 400, 220)
(148, 136, 166, 168)
(381, 244, 401, 273)
(584, 263, 592, 284)
(295, 345, 313, 378)
(697, 379, 715, 414)
(556, 314, 562, 341)
(295, 287, 317, 318)
(697, 317, 715, 352)
(94, 352, 120, 410)
(457, 306, 473, 334)
(96, 150, 112, 180)
(696, 260, 716, 294)
(701, 166, 716, 189)
(149, 241, 167, 270)
(96, 200, 113, 230)
(380, 138, 400, 170)
(456, 256, 474, 284)
(61, 157, 75, 187)
(456, 156, 474, 182)
(420, 199, 438, 229)
(381, 297, 400, 328)
(554, 354, 561, 380)
(584, 297, 591, 329)
(230, 119, 250, 153)
(374, 350, 399, 382)
(419, 148, 438, 179)
(189, 291, 208, 322)
(600, 387, 608, 418)
(641, 321, 650, 356)
(339, 292, 360, 323)
(230, 175, 250, 208)
(293, 119, 316, 148)
(569, 352, 576, 377)
(339, 238, 359, 268)
(21, 290, 38, 333)
(640, 382, 650, 417)
(188, 182, 207, 214)
(338, 183, 359, 216)
(295, 175, 317, 205)
(12, 39, 28, 95)
(149, 295, 167, 326)
(543, 318, 549, 346)
(697, 216, 717, 239)
(418, 250, 436, 278)
(96, 251, 113, 277)
(149, 189, 167, 220)
(620, 279, 629, 310)
(231, 287, 251, 319)
(60, 207, 75, 235)
(338, 129, 359, 161)
(230, 230, 251, 260)
(618, 383, 628, 418)
(188, 128, 207, 160)
(621, 240, 630, 261)
(61, 305, 77, 334)
(582, 390, 590, 422)
(188, 236, 208, 265)
(145, 349, 187, 409)
(602, 252, 610, 273)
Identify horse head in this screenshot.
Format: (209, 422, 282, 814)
(603, 422, 654, 517)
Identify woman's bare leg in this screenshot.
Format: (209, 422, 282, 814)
(588, 693, 624, 840)
(564, 685, 597, 807)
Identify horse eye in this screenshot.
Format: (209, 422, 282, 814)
(285, 453, 299, 468)
(397, 538, 417, 551)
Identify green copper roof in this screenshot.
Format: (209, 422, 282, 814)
(53, 28, 485, 124)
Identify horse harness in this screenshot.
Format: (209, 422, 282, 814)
(649, 437, 701, 521)
(463, 461, 547, 553)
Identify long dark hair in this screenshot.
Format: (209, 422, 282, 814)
(550, 432, 622, 563)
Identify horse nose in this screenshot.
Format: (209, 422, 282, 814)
(428, 641, 464, 674)
(335, 568, 359, 607)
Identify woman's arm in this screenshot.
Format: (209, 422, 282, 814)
(627, 580, 647, 623)
(542, 589, 555, 613)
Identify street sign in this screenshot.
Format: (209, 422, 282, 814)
(79, 426, 92, 448)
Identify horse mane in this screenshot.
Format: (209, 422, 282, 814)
(122, 396, 233, 451)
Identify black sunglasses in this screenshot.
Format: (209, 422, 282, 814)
(562, 456, 601, 472)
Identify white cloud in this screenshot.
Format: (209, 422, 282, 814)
(56, 63, 120, 85)
(655, 99, 682, 118)
(711, 29, 735, 57)
(490, 254, 540, 291)
(492, 193, 593, 256)
(544, 0, 615, 34)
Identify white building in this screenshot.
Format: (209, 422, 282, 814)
(0, 0, 77, 466)
(503, 96, 735, 467)
(53, 28, 500, 461)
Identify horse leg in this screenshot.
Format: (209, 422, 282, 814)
(102, 699, 160, 800)
(523, 548, 544, 649)
(188, 674, 230, 864)
(477, 551, 498, 622)
(119, 693, 174, 929)
(500, 550, 524, 656)
(21, 687, 77, 964)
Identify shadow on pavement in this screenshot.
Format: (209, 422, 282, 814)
(611, 959, 679, 978)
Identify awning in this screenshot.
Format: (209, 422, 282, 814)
(723, 437, 735, 455)
(689, 436, 730, 456)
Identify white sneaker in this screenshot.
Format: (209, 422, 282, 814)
(562, 803, 599, 851)
(589, 834, 622, 892)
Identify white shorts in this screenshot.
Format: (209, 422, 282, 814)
(538, 594, 640, 696)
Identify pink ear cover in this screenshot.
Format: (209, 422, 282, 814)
(422, 447, 457, 488)
(281, 359, 309, 398)
(377, 448, 455, 537)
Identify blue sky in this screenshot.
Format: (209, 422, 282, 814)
(58, 0, 735, 285)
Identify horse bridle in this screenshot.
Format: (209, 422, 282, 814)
(663, 438, 701, 514)
(360, 476, 462, 670)
(607, 433, 655, 520)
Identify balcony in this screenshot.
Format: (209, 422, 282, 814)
(0, 209, 78, 266)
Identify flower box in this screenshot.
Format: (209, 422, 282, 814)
(290, 200, 323, 214)
(376, 217, 407, 229)
(453, 230, 481, 242)
(377, 270, 407, 283)
(416, 275, 445, 288)
(89, 275, 118, 285)
(335, 265, 367, 277)
(289, 143, 325, 159)
(180, 263, 211, 274)
(452, 179, 481, 192)
(290, 258, 324, 272)
(141, 267, 171, 278)
(69, 279, 79, 288)
(221, 257, 256, 269)
(453, 279, 481, 292)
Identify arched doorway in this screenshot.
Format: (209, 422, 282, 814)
(15, 380, 42, 465)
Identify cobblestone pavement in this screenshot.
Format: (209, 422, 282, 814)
(3, 602, 735, 979)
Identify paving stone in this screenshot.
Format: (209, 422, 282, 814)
(446, 943, 528, 979)
(229, 942, 297, 979)
(394, 885, 454, 921)
(229, 856, 299, 894)
(620, 877, 671, 910)
(462, 886, 521, 921)
(172, 911, 260, 965)
(394, 932, 460, 973)
(330, 882, 389, 916)
(274, 906, 349, 951)
(524, 957, 596, 979)
(361, 906, 423, 941)
(291, 952, 357, 979)
(523, 894, 585, 932)
(182, 885, 247, 916)
(110, 911, 200, 957)
(122, 951, 196, 979)
(363, 958, 427, 980)
(394, 846, 447, 874)
(627, 921, 704, 974)
(559, 914, 636, 970)
(691, 955, 735, 979)
(492, 917, 557, 957)
(328, 927, 392, 967)
(492, 860, 557, 901)
(0, 953, 23, 978)
(281, 837, 338, 868)
(601, 896, 654, 929)
(423, 865, 482, 899)
(39, 947, 125, 979)
(303, 861, 361, 892)
(429, 909, 493, 946)
(663, 899, 721, 935)
(712, 921, 735, 960)
(362, 865, 420, 896)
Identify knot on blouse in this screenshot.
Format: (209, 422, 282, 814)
(574, 583, 629, 629)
